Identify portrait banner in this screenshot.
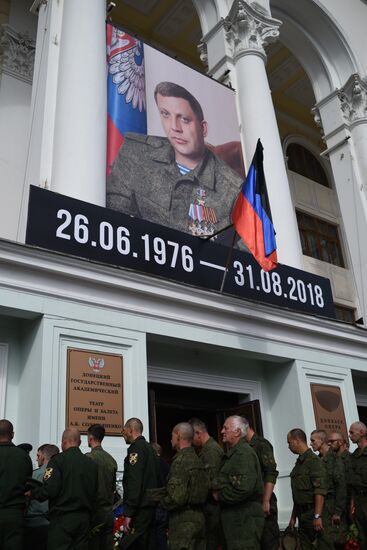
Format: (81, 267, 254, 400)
(106, 24, 245, 242)
(66, 348, 123, 436)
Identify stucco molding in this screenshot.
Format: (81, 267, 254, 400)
(0, 24, 35, 84)
(224, 0, 281, 62)
(337, 73, 367, 125)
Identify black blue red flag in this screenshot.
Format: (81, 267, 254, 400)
(231, 139, 278, 271)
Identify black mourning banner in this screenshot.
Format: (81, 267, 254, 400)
(26, 186, 336, 319)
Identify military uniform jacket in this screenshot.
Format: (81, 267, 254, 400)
(215, 438, 263, 506)
(199, 437, 224, 485)
(0, 441, 32, 510)
(348, 445, 367, 494)
(32, 446, 98, 517)
(321, 448, 346, 515)
(249, 433, 279, 485)
(107, 133, 242, 234)
(290, 449, 327, 507)
(123, 435, 158, 517)
(85, 445, 117, 512)
(160, 446, 208, 512)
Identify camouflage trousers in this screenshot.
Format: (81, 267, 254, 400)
(297, 509, 332, 549)
(221, 500, 264, 550)
(204, 501, 223, 550)
(317, 499, 348, 549)
(354, 495, 367, 548)
(260, 494, 279, 550)
(168, 508, 205, 550)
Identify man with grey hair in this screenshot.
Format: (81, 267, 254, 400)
(121, 417, 158, 549)
(348, 421, 367, 546)
(212, 415, 264, 549)
(150, 422, 208, 549)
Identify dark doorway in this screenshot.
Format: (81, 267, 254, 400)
(148, 382, 262, 462)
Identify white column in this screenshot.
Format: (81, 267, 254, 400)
(51, 0, 106, 206)
(225, 1, 302, 269)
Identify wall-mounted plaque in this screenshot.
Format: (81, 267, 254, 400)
(311, 383, 348, 442)
(66, 349, 123, 436)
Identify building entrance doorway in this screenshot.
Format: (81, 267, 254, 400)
(148, 382, 262, 462)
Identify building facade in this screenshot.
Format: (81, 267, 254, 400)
(1, 0, 367, 525)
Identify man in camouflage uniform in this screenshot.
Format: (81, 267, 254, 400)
(328, 431, 351, 523)
(287, 428, 328, 549)
(85, 424, 117, 550)
(121, 417, 159, 549)
(348, 421, 367, 547)
(213, 415, 264, 550)
(0, 418, 33, 550)
(29, 428, 98, 550)
(243, 417, 280, 550)
(107, 81, 242, 237)
(310, 429, 347, 548)
(189, 417, 224, 550)
(151, 422, 207, 550)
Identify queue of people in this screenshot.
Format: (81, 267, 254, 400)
(1, 416, 367, 549)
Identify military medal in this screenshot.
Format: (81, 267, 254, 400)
(188, 188, 217, 236)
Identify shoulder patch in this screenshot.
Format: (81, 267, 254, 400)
(43, 467, 53, 481)
(129, 452, 138, 465)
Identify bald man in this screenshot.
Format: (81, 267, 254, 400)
(348, 421, 367, 547)
(30, 428, 98, 550)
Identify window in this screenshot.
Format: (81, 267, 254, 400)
(297, 211, 345, 267)
(287, 143, 330, 187)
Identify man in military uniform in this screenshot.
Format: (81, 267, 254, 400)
(243, 417, 280, 550)
(121, 417, 159, 549)
(85, 424, 117, 550)
(189, 417, 224, 550)
(0, 418, 33, 550)
(29, 428, 98, 550)
(213, 415, 264, 550)
(107, 81, 242, 237)
(310, 429, 347, 548)
(328, 432, 351, 523)
(25, 443, 60, 550)
(348, 421, 367, 547)
(151, 422, 207, 550)
(287, 428, 328, 549)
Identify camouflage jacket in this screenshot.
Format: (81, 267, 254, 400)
(85, 445, 117, 511)
(348, 445, 367, 493)
(290, 449, 327, 506)
(107, 133, 242, 235)
(198, 437, 224, 486)
(321, 447, 346, 516)
(214, 438, 263, 506)
(249, 433, 278, 485)
(159, 447, 208, 512)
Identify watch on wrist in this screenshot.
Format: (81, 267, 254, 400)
(314, 514, 321, 519)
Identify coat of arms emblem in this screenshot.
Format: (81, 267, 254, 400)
(88, 357, 105, 373)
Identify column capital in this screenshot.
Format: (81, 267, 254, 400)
(224, 0, 281, 62)
(0, 24, 35, 83)
(338, 73, 367, 125)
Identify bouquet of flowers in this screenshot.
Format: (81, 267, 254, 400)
(113, 515, 124, 548)
(344, 524, 360, 550)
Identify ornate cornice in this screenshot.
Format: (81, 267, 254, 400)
(224, 0, 281, 62)
(0, 24, 35, 84)
(337, 74, 367, 125)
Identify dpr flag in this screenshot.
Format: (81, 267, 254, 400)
(231, 140, 278, 272)
(106, 24, 147, 175)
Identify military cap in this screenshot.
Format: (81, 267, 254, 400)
(281, 527, 298, 550)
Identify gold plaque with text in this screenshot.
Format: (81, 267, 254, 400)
(311, 383, 348, 442)
(66, 349, 123, 435)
